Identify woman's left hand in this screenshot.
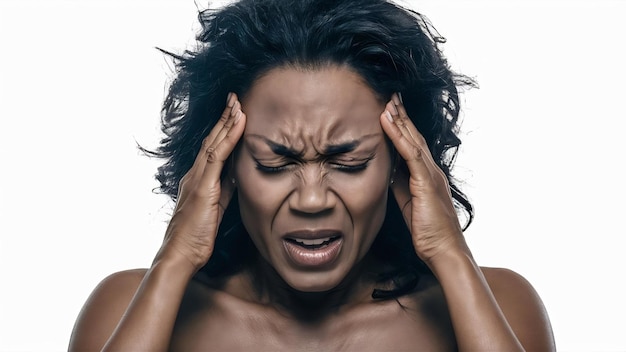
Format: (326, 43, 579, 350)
(380, 93, 469, 265)
(380, 94, 551, 351)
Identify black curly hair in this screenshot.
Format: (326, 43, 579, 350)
(147, 0, 476, 299)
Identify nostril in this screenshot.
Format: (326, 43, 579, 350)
(289, 184, 333, 214)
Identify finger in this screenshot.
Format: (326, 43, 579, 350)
(187, 93, 239, 180)
(206, 92, 238, 147)
(390, 93, 436, 165)
(380, 104, 435, 186)
(199, 107, 246, 189)
(207, 100, 241, 155)
(387, 95, 443, 177)
(384, 97, 452, 198)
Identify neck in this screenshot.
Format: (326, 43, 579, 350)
(244, 253, 377, 322)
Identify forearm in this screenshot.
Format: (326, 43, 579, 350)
(428, 247, 524, 351)
(102, 256, 196, 352)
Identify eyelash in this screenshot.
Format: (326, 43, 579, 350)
(255, 163, 291, 173)
(329, 162, 370, 173)
(255, 160, 371, 174)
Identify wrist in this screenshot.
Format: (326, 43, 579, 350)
(153, 243, 205, 278)
(423, 240, 476, 279)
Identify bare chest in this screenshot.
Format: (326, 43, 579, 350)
(170, 287, 456, 351)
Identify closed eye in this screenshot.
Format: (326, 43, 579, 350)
(329, 161, 370, 173)
(329, 154, 374, 173)
(254, 155, 374, 174)
(255, 161, 294, 174)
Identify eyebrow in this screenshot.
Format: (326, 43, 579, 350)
(247, 134, 379, 157)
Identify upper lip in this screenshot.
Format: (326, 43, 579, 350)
(283, 229, 343, 240)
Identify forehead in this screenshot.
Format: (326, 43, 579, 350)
(241, 66, 385, 145)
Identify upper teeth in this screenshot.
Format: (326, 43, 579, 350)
(293, 237, 332, 246)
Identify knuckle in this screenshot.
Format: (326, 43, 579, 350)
(218, 112, 230, 124)
(397, 118, 407, 128)
(411, 146, 423, 161)
(206, 148, 218, 163)
(222, 117, 235, 130)
(201, 137, 212, 151)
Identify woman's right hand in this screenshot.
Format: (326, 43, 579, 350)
(155, 92, 246, 272)
(69, 94, 246, 352)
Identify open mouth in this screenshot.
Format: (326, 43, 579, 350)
(282, 233, 344, 267)
(285, 235, 341, 250)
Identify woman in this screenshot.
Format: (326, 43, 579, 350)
(69, 0, 555, 350)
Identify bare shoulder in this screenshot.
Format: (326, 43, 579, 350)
(481, 267, 556, 351)
(68, 269, 148, 351)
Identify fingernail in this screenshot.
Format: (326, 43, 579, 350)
(234, 109, 242, 124)
(227, 93, 236, 108)
(398, 92, 403, 103)
(226, 92, 233, 104)
(390, 102, 398, 115)
(231, 101, 240, 116)
(385, 110, 393, 123)
(392, 93, 401, 105)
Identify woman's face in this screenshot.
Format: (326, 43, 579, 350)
(235, 65, 392, 292)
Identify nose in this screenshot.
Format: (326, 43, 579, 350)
(289, 166, 334, 215)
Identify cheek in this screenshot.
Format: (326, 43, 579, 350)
(333, 172, 388, 259)
(333, 161, 390, 230)
(234, 157, 289, 233)
(347, 179, 388, 222)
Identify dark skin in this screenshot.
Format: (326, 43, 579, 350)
(71, 266, 544, 351)
(69, 66, 555, 351)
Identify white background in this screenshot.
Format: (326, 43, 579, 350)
(1, 0, 625, 350)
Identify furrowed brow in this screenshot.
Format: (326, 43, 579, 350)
(267, 140, 304, 158)
(323, 134, 380, 156)
(247, 134, 304, 158)
(246, 133, 380, 157)
(323, 141, 359, 155)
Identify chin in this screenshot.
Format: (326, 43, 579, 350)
(277, 264, 354, 293)
(285, 278, 343, 293)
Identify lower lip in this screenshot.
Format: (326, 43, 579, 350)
(283, 237, 343, 267)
